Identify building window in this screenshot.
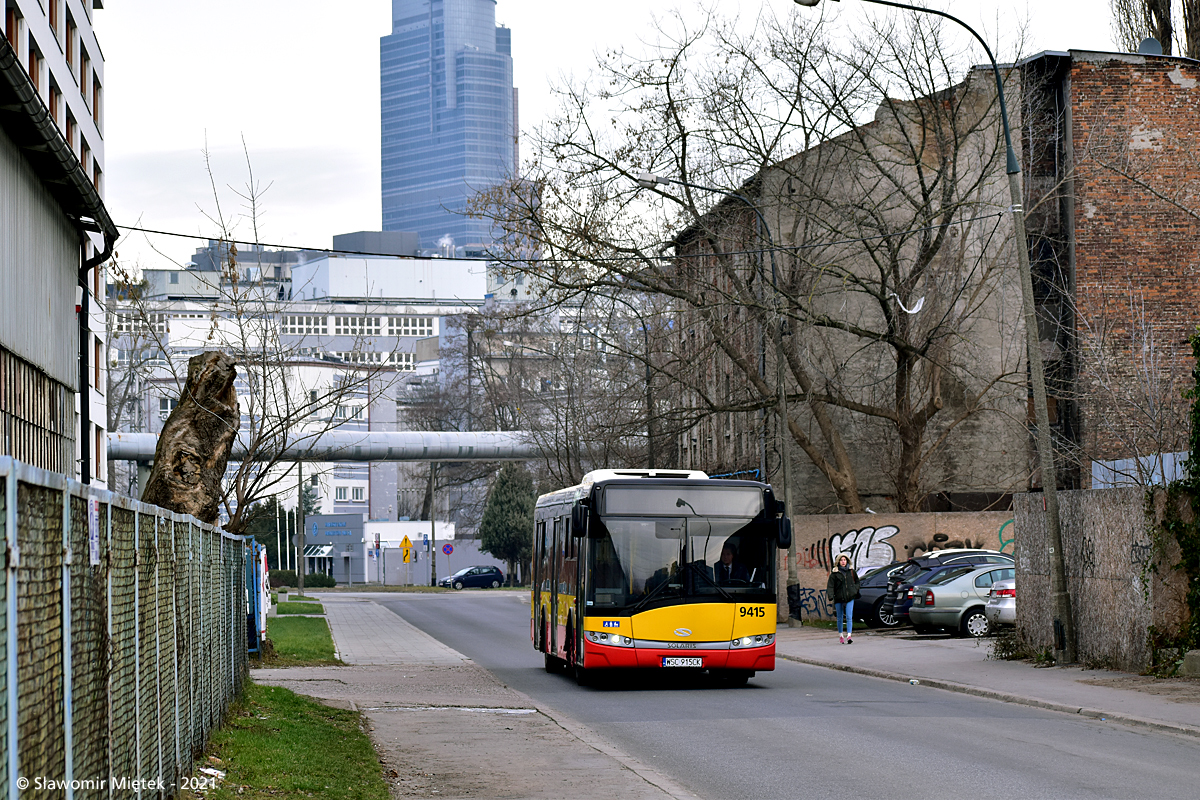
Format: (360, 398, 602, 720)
(333, 351, 383, 365)
(335, 486, 348, 501)
(49, 84, 60, 124)
(27, 47, 39, 91)
(310, 474, 318, 487)
(65, 114, 75, 153)
(66, 17, 75, 75)
(92, 162, 101, 192)
(94, 426, 103, 480)
(281, 314, 328, 335)
(388, 316, 434, 337)
(388, 352, 415, 371)
(115, 312, 167, 334)
(159, 397, 178, 421)
(334, 404, 364, 420)
(93, 336, 102, 390)
(5, 9, 18, 51)
(334, 316, 381, 336)
(91, 74, 100, 125)
(352, 487, 364, 502)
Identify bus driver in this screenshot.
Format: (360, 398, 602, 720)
(714, 542, 750, 585)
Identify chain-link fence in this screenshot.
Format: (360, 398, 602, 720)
(0, 456, 248, 798)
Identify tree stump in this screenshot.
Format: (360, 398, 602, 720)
(141, 352, 239, 525)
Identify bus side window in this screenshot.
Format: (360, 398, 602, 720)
(537, 520, 549, 592)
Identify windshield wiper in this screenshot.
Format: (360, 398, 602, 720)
(628, 572, 679, 613)
(684, 560, 733, 600)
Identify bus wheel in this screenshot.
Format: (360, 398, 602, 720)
(574, 664, 591, 686)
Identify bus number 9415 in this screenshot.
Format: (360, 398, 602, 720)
(739, 606, 765, 618)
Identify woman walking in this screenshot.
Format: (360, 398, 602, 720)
(827, 554, 860, 644)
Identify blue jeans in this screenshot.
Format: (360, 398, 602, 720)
(835, 600, 855, 636)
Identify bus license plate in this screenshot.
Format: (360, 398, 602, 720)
(662, 657, 702, 667)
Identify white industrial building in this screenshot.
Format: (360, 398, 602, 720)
(1, 0, 113, 486)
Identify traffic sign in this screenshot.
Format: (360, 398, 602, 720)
(401, 535, 413, 564)
(442, 543, 454, 556)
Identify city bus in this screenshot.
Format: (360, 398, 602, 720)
(531, 469, 792, 685)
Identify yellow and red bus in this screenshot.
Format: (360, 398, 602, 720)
(531, 469, 792, 685)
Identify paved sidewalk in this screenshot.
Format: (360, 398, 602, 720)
(323, 595, 468, 665)
(776, 623, 1200, 738)
(256, 594, 700, 800)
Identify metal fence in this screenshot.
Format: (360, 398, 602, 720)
(0, 456, 248, 798)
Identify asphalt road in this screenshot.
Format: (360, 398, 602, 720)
(375, 591, 1198, 800)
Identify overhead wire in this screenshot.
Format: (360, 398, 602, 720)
(115, 208, 1008, 266)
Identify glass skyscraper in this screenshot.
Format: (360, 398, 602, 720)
(381, 0, 517, 250)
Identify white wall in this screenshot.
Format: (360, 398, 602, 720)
(291, 256, 487, 302)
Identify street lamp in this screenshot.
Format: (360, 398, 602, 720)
(637, 172, 801, 624)
(793, 0, 1074, 662)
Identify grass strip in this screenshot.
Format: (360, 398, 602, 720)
(265, 617, 340, 666)
(277, 601, 324, 615)
(194, 681, 390, 800)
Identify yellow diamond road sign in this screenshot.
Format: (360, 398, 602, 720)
(401, 535, 413, 563)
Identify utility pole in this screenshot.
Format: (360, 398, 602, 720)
(428, 462, 438, 587)
(275, 502, 281, 570)
(297, 461, 306, 595)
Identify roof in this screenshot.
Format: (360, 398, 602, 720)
(0, 34, 118, 243)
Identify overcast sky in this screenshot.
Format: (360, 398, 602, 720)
(94, 1, 1116, 269)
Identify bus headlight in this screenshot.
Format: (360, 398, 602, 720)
(731, 633, 774, 648)
(585, 631, 634, 647)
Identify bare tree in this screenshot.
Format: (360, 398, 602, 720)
(1111, 0, 1200, 58)
(107, 147, 401, 534)
(478, 8, 1030, 513)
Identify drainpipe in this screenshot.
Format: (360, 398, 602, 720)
(77, 231, 116, 485)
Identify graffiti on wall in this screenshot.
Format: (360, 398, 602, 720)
(829, 526, 900, 572)
(792, 515, 1018, 619)
(795, 587, 835, 618)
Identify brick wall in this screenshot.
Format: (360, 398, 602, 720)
(1068, 53, 1200, 473)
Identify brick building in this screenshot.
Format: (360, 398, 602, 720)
(672, 48, 1199, 514)
(1020, 50, 1200, 488)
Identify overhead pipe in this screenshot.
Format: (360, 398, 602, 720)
(107, 430, 538, 462)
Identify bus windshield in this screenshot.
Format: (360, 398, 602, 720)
(587, 514, 774, 611)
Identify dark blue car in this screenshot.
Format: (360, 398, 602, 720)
(439, 565, 505, 590)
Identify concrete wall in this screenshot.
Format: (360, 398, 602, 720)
(1013, 487, 1189, 671)
(777, 511, 1015, 621)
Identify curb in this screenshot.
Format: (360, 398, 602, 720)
(777, 653, 1200, 741)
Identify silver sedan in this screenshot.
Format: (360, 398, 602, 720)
(985, 578, 1016, 627)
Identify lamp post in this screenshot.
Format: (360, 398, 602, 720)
(636, 173, 800, 624)
(793, 0, 1074, 661)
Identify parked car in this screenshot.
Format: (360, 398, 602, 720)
(439, 565, 505, 590)
(909, 564, 1016, 637)
(985, 578, 1016, 627)
(853, 562, 905, 628)
(879, 549, 1014, 624)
